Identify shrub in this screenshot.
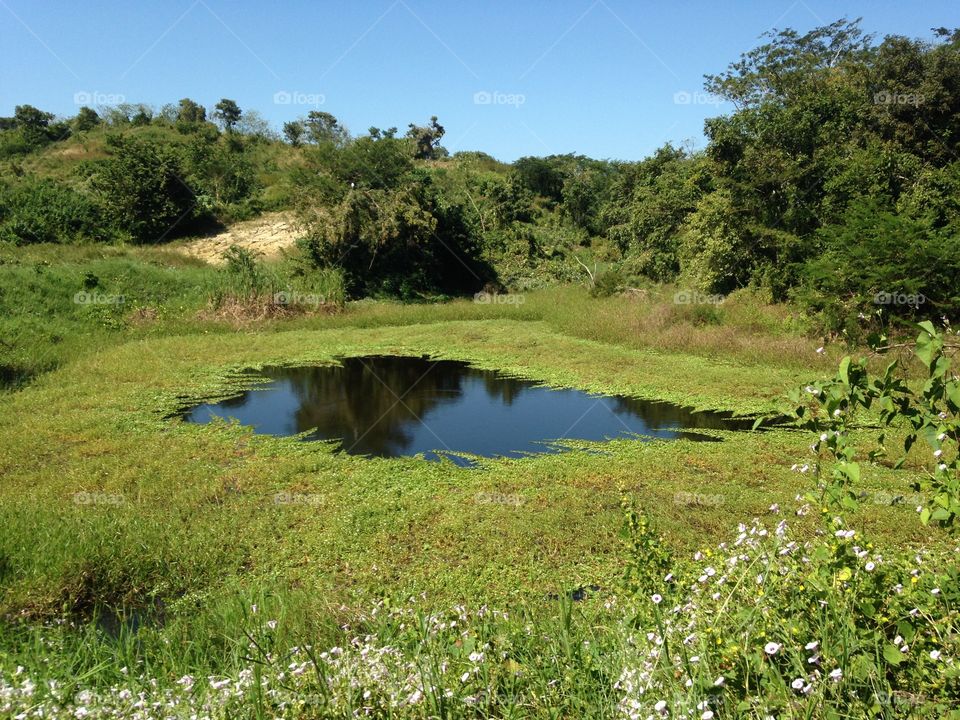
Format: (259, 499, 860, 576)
(93, 135, 202, 243)
(0, 179, 105, 245)
(798, 199, 960, 335)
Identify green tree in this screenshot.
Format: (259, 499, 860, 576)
(73, 106, 100, 132)
(283, 121, 305, 147)
(405, 116, 445, 159)
(213, 98, 242, 132)
(93, 136, 199, 242)
(304, 111, 348, 145)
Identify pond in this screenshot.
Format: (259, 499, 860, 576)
(181, 355, 758, 465)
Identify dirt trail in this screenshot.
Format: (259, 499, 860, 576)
(177, 212, 302, 264)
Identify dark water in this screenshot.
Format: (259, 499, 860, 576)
(181, 356, 758, 465)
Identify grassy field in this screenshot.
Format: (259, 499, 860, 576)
(1, 244, 957, 718)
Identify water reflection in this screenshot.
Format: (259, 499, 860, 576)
(182, 356, 757, 464)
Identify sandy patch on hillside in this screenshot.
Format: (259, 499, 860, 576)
(177, 212, 303, 264)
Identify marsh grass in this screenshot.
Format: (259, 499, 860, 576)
(2, 244, 956, 717)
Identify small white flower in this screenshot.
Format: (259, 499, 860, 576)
(791, 678, 805, 690)
(865, 561, 876, 572)
(829, 668, 843, 682)
(805, 640, 819, 651)
(714, 675, 725, 686)
(816, 347, 825, 355)
(655, 700, 667, 712)
(930, 650, 942, 661)
(702, 712, 714, 720)
(266, 620, 278, 630)
(651, 593, 663, 604)
(764, 642, 782, 655)
(931, 588, 941, 595)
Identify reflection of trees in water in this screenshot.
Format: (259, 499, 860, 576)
(608, 396, 753, 431)
(262, 357, 480, 456)
(203, 357, 755, 458)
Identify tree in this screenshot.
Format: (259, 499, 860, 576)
(73, 106, 100, 132)
(406, 116, 445, 159)
(93, 136, 199, 242)
(304, 111, 348, 145)
(704, 18, 871, 109)
(176, 98, 207, 124)
(213, 98, 242, 131)
(283, 120, 305, 147)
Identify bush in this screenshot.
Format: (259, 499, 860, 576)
(798, 199, 960, 335)
(589, 267, 626, 297)
(0, 179, 106, 245)
(93, 135, 202, 243)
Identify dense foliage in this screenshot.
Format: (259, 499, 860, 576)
(1, 20, 958, 320)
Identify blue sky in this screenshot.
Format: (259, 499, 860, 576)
(1, 0, 955, 161)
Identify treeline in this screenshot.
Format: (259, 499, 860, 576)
(1, 19, 959, 332)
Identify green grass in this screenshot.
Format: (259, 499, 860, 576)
(2, 244, 957, 717)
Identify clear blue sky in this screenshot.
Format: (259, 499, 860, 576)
(1, 0, 955, 161)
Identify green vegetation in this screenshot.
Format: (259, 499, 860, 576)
(2, 20, 957, 329)
(2, 16, 960, 720)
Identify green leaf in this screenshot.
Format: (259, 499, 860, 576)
(839, 356, 851, 385)
(883, 644, 904, 666)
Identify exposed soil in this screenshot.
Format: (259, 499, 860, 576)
(177, 212, 302, 264)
